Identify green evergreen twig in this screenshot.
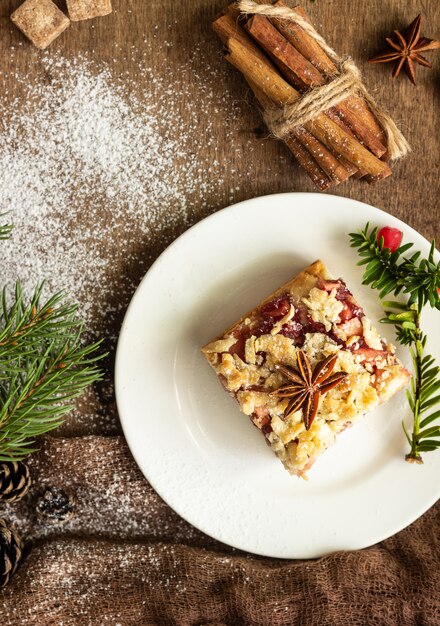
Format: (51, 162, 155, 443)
(349, 223, 440, 463)
(0, 283, 105, 461)
(0, 214, 13, 240)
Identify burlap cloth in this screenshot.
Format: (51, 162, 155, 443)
(0, 436, 439, 625)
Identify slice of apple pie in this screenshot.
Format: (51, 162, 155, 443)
(202, 260, 410, 478)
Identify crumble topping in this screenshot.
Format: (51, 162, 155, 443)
(375, 365, 410, 401)
(337, 349, 367, 374)
(237, 390, 284, 417)
(264, 371, 285, 389)
(267, 431, 288, 462)
(362, 317, 383, 350)
(271, 411, 305, 443)
(245, 336, 257, 365)
(322, 370, 379, 418)
(283, 418, 335, 471)
(301, 287, 344, 331)
(302, 332, 340, 363)
(217, 353, 263, 392)
(254, 334, 298, 366)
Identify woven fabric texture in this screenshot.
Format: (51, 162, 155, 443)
(0, 436, 439, 625)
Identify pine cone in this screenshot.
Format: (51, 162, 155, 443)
(0, 462, 32, 503)
(0, 519, 23, 588)
(36, 486, 76, 524)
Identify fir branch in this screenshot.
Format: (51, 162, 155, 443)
(0, 283, 105, 461)
(0, 214, 13, 240)
(349, 223, 440, 310)
(0, 283, 80, 362)
(382, 301, 440, 462)
(349, 223, 440, 463)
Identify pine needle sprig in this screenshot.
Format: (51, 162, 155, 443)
(349, 223, 440, 464)
(382, 302, 440, 462)
(0, 283, 80, 363)
(0, 214, 13, 240)
(349, 223, 440, 310)
(0, 282, 105, 461)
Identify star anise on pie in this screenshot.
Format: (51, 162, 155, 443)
(368, 15, 440, 85)
(271, 351, 348, 430)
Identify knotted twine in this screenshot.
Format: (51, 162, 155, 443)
(238, 0, 410, 160)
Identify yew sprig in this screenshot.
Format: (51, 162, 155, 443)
(349, 223, 440, 463)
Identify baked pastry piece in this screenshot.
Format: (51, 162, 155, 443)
(202, 260, 410, 478)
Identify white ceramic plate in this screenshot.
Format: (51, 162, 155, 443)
(115, 193, 440, 559)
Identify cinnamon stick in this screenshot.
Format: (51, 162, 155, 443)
(285, 136, 332, 190)
(322, 110, 367, 177)
(224, 36, 391, 180)
(242, 13, 362, 175)
(251, 82, 349, 185)
(245, 14, 387, 159)
(271, 1, 387, 150)
(291, 126, 355, 181)
(213, 13, 352, 185)
(268, 2, 335, 75)
(246, 16, 324, 90)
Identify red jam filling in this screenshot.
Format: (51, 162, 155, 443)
(227, 279, 387, 383)
(260, 296, 291, 318)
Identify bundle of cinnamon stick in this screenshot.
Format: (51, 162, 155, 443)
(213, 1, 407, 190)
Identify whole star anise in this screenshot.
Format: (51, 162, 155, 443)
(271, 351, 347, 430)
(368, 15, 440, 84)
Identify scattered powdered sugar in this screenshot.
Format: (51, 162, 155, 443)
(0, 48, 253, 336)
(0, 436, 223, 546)
(0, 45, 256, 431)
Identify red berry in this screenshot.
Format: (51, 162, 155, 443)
(377, 226, 403, 253)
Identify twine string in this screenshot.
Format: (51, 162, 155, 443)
(263, 58, 361, 136)
(238, 0, 410, 159)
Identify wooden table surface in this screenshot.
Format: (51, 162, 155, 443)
(0, 5, 439, 623)
(0, 0, 439, 439)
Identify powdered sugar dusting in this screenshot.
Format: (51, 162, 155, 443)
(0, 436, 221, 547)
(0, 48, 252, 335)
(0, 46, 256, 431)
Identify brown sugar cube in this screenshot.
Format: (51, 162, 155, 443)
(11, 0, 70, 50)
(66, 0, 112, 21)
